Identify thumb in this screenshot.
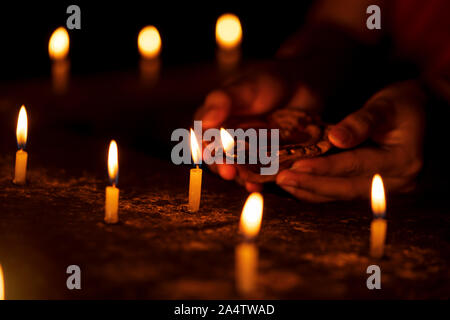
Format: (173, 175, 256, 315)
(195, 90, 231, 129)
(329, 106, 379, 149)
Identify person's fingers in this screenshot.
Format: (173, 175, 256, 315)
(277, 171, 410, 200)
(328, 101, 388, 149)
(278, 185, 335, 203)
(224, 73, 286, 115)
(245, 182, 263, 193)
(194, 90, 232, 129)
(290, 147, 402, 177)
(208, 163, 219, 174)
(285, 84, 321, 112)
(217, 164, 237, 181)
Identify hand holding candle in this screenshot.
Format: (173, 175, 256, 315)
(105, 140, 120, 224)
(188, 129, 202, 212)
(236, 192, 264, 296)
(13, 105, 28, 185)
(370, 174, 387, 258)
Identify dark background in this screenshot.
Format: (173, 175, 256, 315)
(0, 1, 448, 197)
(0, 2, 449, 301)
(0, 1, 313, 81)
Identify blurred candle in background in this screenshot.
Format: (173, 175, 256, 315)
(370, 174, 387, 258)
(138, 25, 162, 86)
(188, 129, 202, 212)
(105, 140, 120, 224)
(13, 105, 28, 185)
(216, 13, 242, 75)
(49, 27, 70, 94)
(236, 192, 264, 296)
(0, 264, 5, 300)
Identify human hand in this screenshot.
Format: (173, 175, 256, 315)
(276, 80, 426, 202)
(195, 67, 321, 192)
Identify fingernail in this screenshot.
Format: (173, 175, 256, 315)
(292, 161, 312, 173)
(330, 126, 352, 145)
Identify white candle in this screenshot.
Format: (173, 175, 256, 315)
(235, 242, 258, 296)
(105, 140, 119, 224)
(370, 174, 387, 258)
(13, 105, 28, 185)
(188, 129, 202, 212)
(188, 167, 202, 212)
(236, 192, 264, 296)
(215, 13, 242, 74)
(138, 25, 161, 86)
(49, 27, 70, 94)
(0, 264, 5, 300)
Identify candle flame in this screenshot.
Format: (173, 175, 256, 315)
(49, 27, 70, 60)
(138, 26, 162, 59)
(240, 192, 264, 239)
(16, 105, 28, 149)
(371, 174, 386, 217)
(0, 264, 4, 300)
(108, 140, 119, 185)
(216, 13, 242, 49)
(220, 128, 234, 152)
(190, 129, 202, 165)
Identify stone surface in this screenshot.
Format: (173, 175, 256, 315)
(0, 64, 449, 299)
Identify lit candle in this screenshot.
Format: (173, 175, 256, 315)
(370, 174, 387, 258)
(49, 27, 70, 94)
(220, 128, 235, 156)
(216, 13, 242, 74)
(188, 129, 202, 212)
(105, 140, 119, 224)
(0, 264, 4, 300)
(236, 192, 264, 296)
(138, 25, 162, 86)
(13, 105, 28, 185)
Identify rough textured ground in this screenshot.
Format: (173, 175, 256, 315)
(0, 63, 449, 299)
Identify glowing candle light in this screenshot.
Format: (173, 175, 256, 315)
(220, 128, 234, 153)
(188, 129, 202, 212)
(49, 27, 70, 94)
(138, 25, 162, 86)
(216, 13, 242, 50)
(370, 174, 387, 258)
(13, 105, 28, 185)
(215, 13, 242, 74)
(105, 140, 119, 224)
(236, 192, 264, 296)
(0, 264, 4, 300)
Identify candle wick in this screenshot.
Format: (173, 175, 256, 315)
(196, 165, 199, 169)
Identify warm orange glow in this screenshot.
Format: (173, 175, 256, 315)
(220, 128, 234, 153)
(190, 129, 202, 165)
(216, 13, 242, 49)
(0, 264, 4, 300)
(138, 26, 162, 59)
(108, 140, 119, 185)
(371, 174, 386, 217)
(16, 105, 28, 149)
(49, 27, 70, 60)
(240, 192, 264, 239)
